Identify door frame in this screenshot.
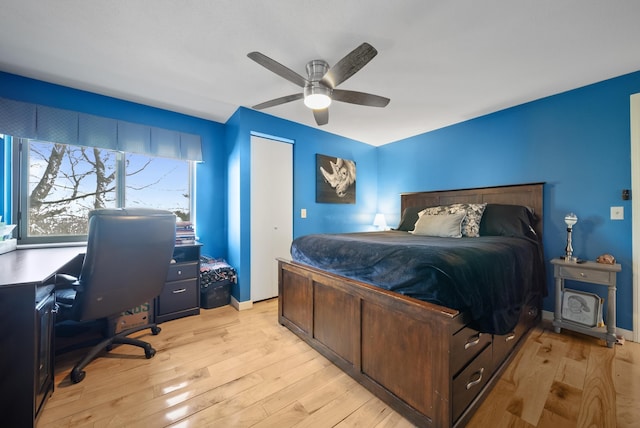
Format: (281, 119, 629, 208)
(631, 93, 640, 342)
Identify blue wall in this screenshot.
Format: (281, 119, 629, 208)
(224, 107, 377, 302)
(3, 69, 640, 331)
(0, 71, 228, 258)
(378, 70, 640, 330)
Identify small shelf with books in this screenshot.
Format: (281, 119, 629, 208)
(175, 221, 196, 245)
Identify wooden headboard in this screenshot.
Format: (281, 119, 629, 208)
(401, 183, 544, 238)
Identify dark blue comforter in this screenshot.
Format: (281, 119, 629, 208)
(290, 231, 546, 335)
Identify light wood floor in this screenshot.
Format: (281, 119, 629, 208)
(40, 299, 640, 427)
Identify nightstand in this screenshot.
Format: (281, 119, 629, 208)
(551, 258, 621, 347)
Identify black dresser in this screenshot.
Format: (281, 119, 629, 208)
(155, 243, 201, 323)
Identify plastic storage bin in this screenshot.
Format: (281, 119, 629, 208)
(201, 280, 232, 309)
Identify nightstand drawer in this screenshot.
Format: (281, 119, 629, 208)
(167, 262, 198, 282)
(558, 266, 612, 284)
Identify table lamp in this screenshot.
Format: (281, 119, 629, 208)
(564, 212, 578, 262)
(373, 213, 388, 230)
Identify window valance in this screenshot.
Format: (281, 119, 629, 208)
(0, 97, 202, 161)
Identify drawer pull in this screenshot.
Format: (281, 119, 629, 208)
(505, 332, 516, 342)
(580, 272, 586, 277)
(466, 367, 485, 390)
(177, 270, 183, 276)
(172, 288, 187, 294)
(464, 333, 482, 349)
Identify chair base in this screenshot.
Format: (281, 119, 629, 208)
(69, 322, 162, 384)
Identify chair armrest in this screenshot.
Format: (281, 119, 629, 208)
(55, 273, 79, 288)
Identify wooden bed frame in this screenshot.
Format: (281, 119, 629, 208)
(278, 183, 544, 427)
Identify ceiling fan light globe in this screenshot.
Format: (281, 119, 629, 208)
(304, 93, 332, 110)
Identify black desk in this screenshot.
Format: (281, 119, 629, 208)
(0, 246, 84, 428)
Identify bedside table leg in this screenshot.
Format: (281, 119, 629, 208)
(606, 284, 617, 348)
(553, 277, 563, 334)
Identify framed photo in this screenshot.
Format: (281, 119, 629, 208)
(316, 154, 356, 204)
(561, 289, 603, 327)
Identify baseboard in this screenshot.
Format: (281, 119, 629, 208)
(542, 310, 634, 342)
(230, 295, 253, 311)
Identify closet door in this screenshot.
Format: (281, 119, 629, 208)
(250, 135, 293, 302)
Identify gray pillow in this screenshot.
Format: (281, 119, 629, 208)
(410, 212, 466, 238)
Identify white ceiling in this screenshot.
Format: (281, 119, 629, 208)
(2, 1, 640, 146)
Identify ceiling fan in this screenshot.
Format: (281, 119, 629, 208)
(247, 42, 390, 126)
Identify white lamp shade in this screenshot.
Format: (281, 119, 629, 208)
(373, 213, 387, 229)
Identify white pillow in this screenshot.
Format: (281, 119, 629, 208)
(410, 212, 466, 238)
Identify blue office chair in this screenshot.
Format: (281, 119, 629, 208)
(55, 208, 176, 384)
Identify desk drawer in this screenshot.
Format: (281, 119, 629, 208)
(452, 344, 493, 422)
(157, 278, 198, 315)
(559, 266, 611, 284)
(451, 325, 492, 376)
(167, 262, 198, 282)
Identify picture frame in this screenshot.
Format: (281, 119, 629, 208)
(561, 289, 603, 327)
(316, 154, 356, 204)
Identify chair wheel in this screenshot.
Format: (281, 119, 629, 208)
(145, 347, 156, 359)
(151, 326, 161, 335)
(71, 369, 86, 384)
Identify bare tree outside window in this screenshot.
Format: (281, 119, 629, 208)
(28, 141, 117, 236)
(25, 140, 191, 239)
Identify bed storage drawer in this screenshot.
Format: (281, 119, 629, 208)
(451, 325, 492, 376)
(452, 344, 493, 422)
(493, 316, 528, 369)
(492, 328, 520, 369)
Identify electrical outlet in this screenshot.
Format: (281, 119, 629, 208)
(611, 206, 624, 220)
(301, 208, 307, 219)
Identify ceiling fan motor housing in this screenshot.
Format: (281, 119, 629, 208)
(306, 60, 330, 83)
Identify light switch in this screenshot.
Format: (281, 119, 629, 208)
(301, 208, 307, 219)
(611, 206, 624, 220)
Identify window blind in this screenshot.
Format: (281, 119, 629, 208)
(0, 97, 203, 161)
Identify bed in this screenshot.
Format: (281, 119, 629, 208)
(277, 183, 545, 427)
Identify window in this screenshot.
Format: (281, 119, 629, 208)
(124, 153, 191, 218)
(14, 138, 193, 244)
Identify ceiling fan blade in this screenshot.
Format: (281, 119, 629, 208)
(332, 89, 390, 107)
(320, 42, 378, 89)
(247, 52, 307, 87)
(313, 108, 329, 126)
(252, 93, 303, 110)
